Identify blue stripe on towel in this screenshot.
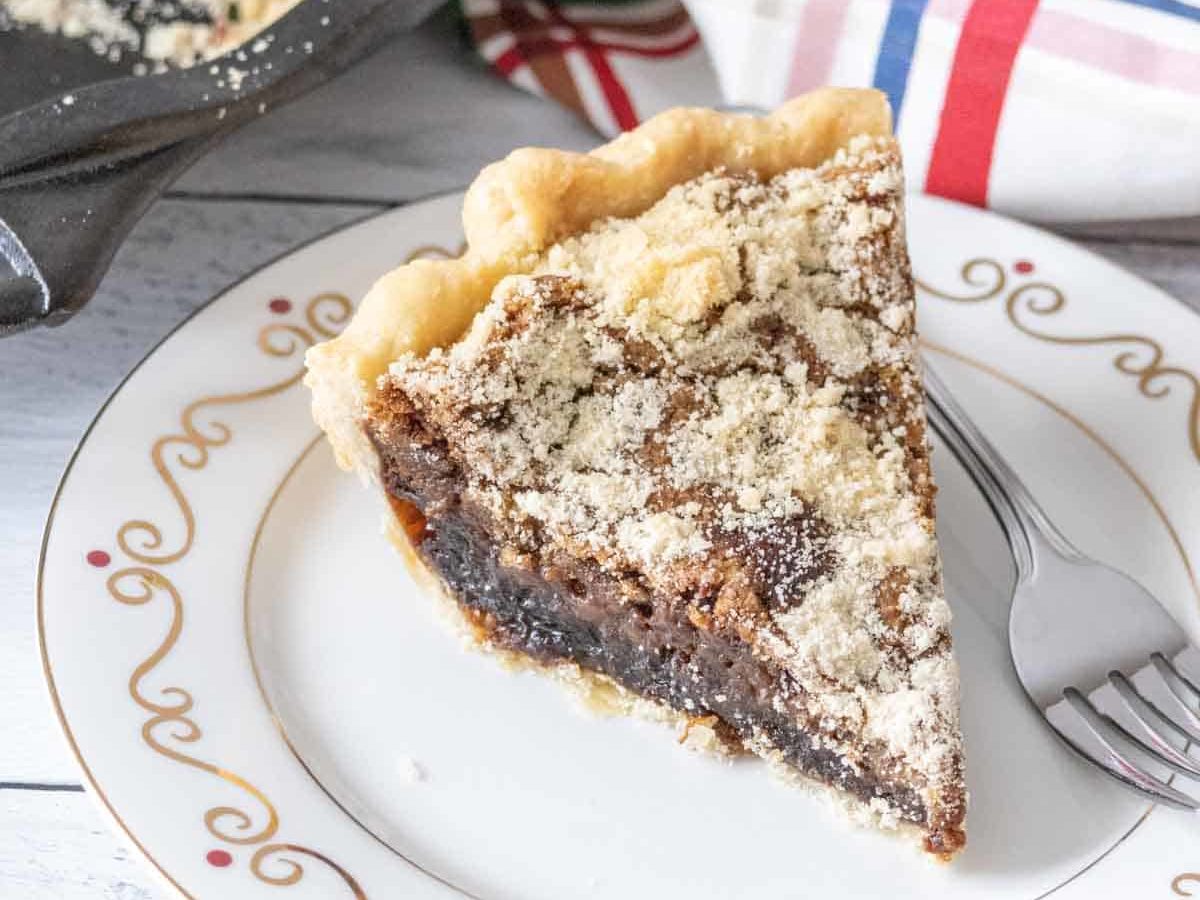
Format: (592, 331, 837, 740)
(872, 0, 931, 123)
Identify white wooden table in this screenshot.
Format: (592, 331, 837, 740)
(2, 11, 1198, 897)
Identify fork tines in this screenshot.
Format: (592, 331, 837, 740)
(1055, 650, 1200, 810)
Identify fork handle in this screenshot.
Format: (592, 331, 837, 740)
(922, 360, 1080, 580)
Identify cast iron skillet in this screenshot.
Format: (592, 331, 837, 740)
(0, 0, 443, 335)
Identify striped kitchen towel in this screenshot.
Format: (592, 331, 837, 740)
(459, 0, 1200, 222)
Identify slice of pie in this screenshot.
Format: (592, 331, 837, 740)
(306, 87, 966, 858)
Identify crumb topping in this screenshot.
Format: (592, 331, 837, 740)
(379, 137, 960, 800)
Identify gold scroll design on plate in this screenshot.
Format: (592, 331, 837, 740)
(917, 258, 1200, 464)
(403, 239, 467, 261)
(921, 260, 1200, 894)
(107, 290, 366, 896)
(117, 291, 352, 565)
(1177, 874, 1200, 895)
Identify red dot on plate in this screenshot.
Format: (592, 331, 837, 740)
(1014, 260, 1034, 274)
(268, 297, 292, 314)
(206, 849, 233, 867)
(86, 550, 111, 568)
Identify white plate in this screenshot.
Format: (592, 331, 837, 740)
(38, 194, 1200, 899)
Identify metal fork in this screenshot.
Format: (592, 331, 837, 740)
(924, 361, 1200, 808)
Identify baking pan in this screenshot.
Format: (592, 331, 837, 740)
(0, 0, 443, 335)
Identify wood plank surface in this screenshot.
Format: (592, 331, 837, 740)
(0, 788, 158, 899)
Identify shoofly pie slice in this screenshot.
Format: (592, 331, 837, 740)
(306, 88, 966, 859)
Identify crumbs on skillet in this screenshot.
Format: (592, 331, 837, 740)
(0, 0, 301, 70)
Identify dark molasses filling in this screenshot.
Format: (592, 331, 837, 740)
(369, 423, 968, 856)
